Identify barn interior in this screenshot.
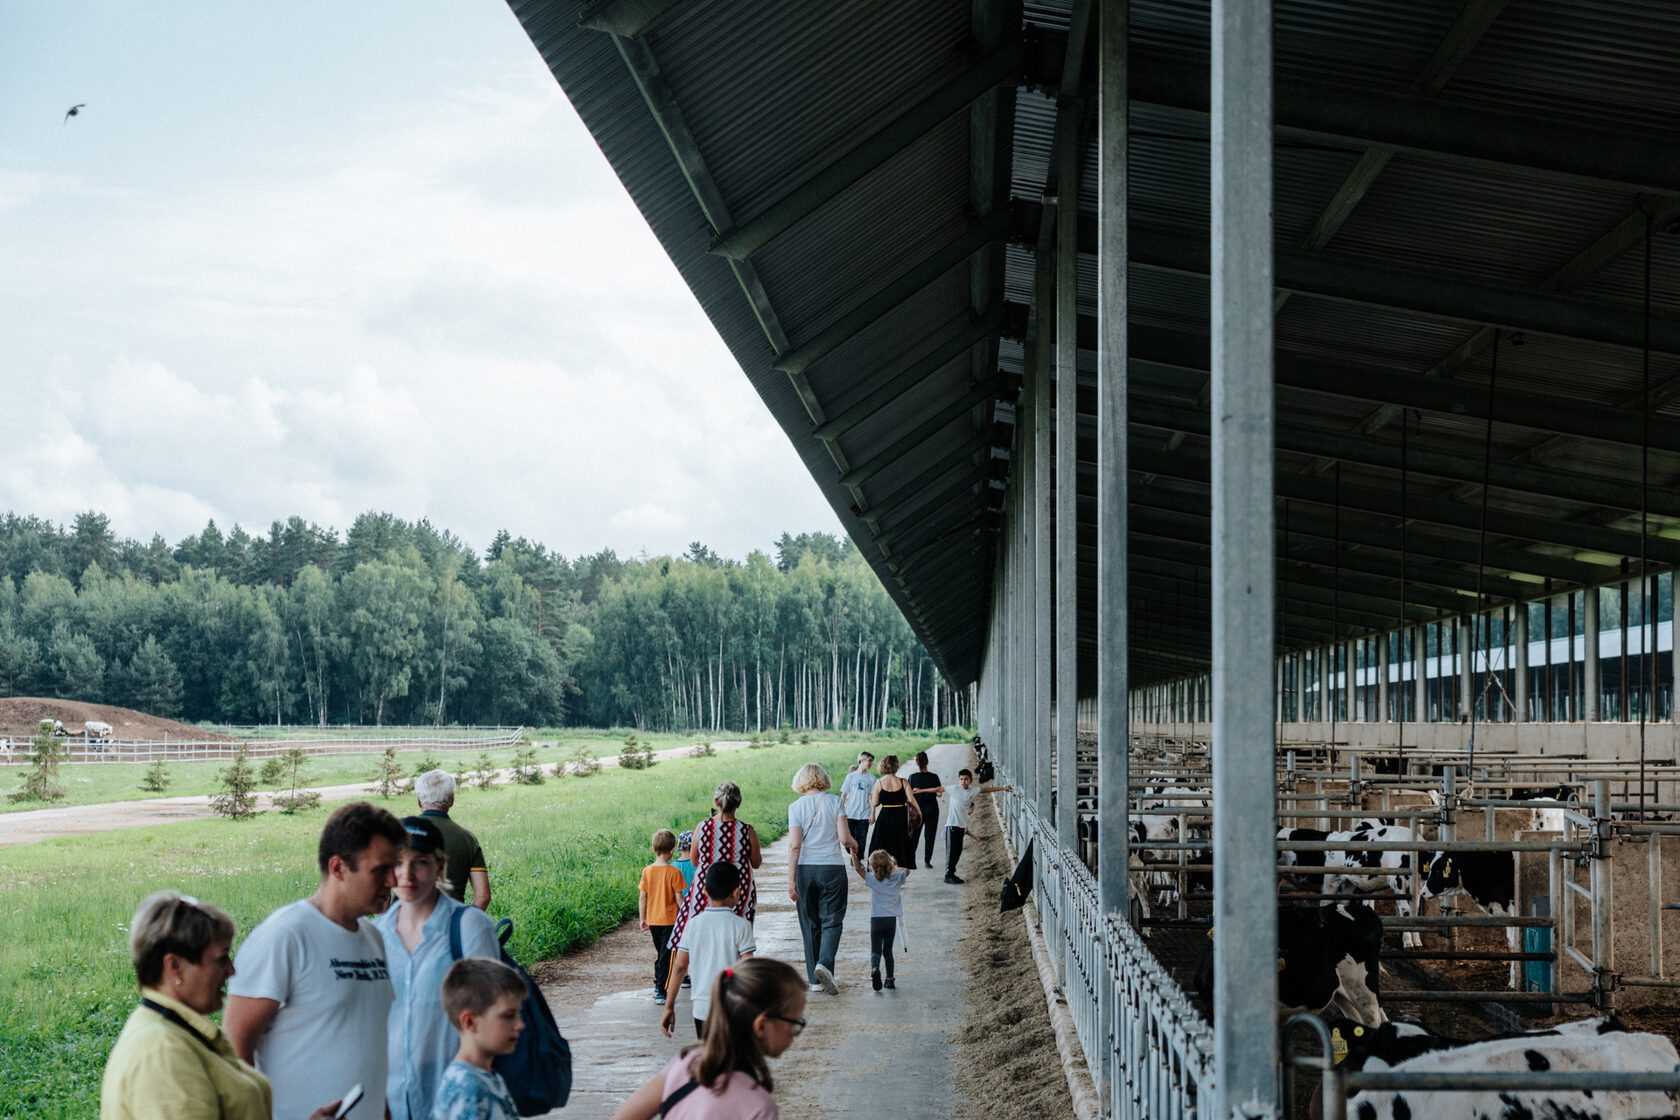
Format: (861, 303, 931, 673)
(508, 0, 1680, 1116)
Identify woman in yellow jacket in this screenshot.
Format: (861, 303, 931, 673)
(101, 891, 344, 1120)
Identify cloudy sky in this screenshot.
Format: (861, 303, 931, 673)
(1, 2, 843, 562)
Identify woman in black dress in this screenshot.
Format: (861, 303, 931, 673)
(906, 751, 944, 869)
(867, 754, 917, 869)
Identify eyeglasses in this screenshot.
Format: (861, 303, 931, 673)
(769, 1015, 806, 1036)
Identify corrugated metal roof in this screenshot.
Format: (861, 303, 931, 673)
(507, 0, 1680, 688)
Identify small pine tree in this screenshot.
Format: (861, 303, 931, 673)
(569, 742, 601, 777)
(209, 746, 259, 819)
(550, 760, 569, 780)
(258, 756, 286, 786)
(510, 744, 543, 785)
(472, 752, 497, 790)
(690, 739, 717, 759)
(8, 720, 67, 803)
(641, 739, 656, 768)
(407, 750, 442, 792)
(799, 733, 811, 746)
(272, 746, 321, 814)
(748, 732, 764, 749)
(778, 727, 791, 744)
(619, 733, 646, 770)
(139, 759, 172, 793)
(367, 745, 405, 798)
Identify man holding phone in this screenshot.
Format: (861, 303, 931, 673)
(225, 803, 405, 1120)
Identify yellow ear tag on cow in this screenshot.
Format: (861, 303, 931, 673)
(1353, 1026, 1364, 1037)
(1206, 926, 1216, 941)
(1331, 1028, 1348, 1066)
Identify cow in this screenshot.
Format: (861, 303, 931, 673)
(1280, 825, 1421, 949)
(1197, 901, 1387, 1027)
(1336, 1016, 1680, 1120)
(1423, 850, 1521, 988)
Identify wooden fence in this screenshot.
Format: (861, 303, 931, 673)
(0, 727, 526, 765)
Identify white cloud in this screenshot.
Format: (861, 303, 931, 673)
(0, 52, 843, 561)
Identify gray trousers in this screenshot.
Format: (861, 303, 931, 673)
(794, 863, 848, 981)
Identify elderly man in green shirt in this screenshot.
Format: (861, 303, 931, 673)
(414, 770, 491, 910)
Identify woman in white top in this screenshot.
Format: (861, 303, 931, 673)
(784, 764, 862, 993)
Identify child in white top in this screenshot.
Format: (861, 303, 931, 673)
(859, 850, 908, 990)
(432, 958, 526, 1120)
(662, 862, 756, 1039)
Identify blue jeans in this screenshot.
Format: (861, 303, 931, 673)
(794, 863, 848, 981)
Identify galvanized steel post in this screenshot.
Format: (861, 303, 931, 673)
(1513, 604, 1530, 721)
(1035, 285, 1055, 826)
(1584, 589, 1601, 722)
(1055, 99, 1080, 861)
(1098, 5, 1130, 1109)
(1211, 0, 1280, 1113)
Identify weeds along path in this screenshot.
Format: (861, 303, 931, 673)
(0, 740, 754, 847)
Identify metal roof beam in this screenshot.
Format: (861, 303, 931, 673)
(1128, 49, 1680, 197)
(1127, 395, 1680, 520)
(838, 374, 1004, 488)
(1128, 484, 1610, 585)
(775, 209, 1014, 377)
(1126, 445, 1680, 567)
(576, 0, 683, 38)
(710, 38, 1028, 261)
(862, 445, 988, 525)
(812, 311, 1003, 441)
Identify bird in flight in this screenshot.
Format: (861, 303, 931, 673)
(64, 103, 86, 124)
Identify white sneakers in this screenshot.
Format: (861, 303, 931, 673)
(813, 964, 838, 994)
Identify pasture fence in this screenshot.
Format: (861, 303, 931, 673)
(0, 727, 526, 765)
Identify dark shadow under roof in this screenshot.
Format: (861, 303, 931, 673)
(510, 0, 1680, 689)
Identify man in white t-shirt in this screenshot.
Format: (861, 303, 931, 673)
(660, 862, 756, 1038)
(838, 752, 876, 853)
(226, 801, 407, 1120)
(943, 768, 1012, 884)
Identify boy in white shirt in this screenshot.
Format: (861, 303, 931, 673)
(660, 862, 756, 1038)
(943, 769, 1012, 884)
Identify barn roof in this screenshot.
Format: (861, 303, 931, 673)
(508, 0, 1680, 688)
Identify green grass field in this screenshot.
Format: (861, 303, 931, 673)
(0, 727, 953, 812)
(0, 740, 860, 1120)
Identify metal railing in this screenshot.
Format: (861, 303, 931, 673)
(0, 727, 527, 765)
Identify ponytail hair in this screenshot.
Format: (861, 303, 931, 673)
(688, 957, 805, 1094)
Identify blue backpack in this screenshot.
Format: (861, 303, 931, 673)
(450, 908, 572, 1115)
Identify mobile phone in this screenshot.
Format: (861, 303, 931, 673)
(333, 1084, 364, 1119)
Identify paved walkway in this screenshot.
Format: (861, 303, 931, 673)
(538, 742, 976, 1119)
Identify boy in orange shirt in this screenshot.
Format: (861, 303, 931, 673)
(638, 829, 688, 1004)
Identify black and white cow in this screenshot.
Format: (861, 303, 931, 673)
(1422, 849, 1522, 988)
(1337, 1016, 1680, 1120)
(1197, 901, 1387, 1027)
(1279, 824, 1421, 949)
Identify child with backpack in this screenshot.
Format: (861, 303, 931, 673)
(858, 849, 908, 990)
(433, 958, 528, 1120)
(610, 956, 807, 1120)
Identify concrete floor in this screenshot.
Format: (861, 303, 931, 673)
(538, 741, 976, 1119)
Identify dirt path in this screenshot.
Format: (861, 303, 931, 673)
(0, 741, 753, 847)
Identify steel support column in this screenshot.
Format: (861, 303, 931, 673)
(1055, 107, 1081, 861)
(1211, 0, 1279, 1112)
(1585, 589, 1602, 722)
(1035, 274, 1054, 825)
(1514, 605, 1531, 722)
(1378, 634, 1391, 723)
(1459, 616, 1474, 721)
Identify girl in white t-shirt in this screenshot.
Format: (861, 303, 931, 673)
(611, 957, 808, 1120)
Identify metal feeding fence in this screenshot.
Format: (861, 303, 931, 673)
(0, 727, 526, 765)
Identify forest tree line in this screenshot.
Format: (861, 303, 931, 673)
(0, 511, 972, 732)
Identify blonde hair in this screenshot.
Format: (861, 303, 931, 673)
(869, 850, 896, 880)
(713, 780, 743, 814)
(129, 891, 236, 988)
(879, 754, 900, 776)
(792, 763, 831, 793)
(689, 957, 805, 1094)
(652, 828, 677, 855)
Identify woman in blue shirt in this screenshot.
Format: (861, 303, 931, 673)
(375, 816, 500, 1120)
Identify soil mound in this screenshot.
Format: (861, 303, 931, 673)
(0, 698, 232, 742)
